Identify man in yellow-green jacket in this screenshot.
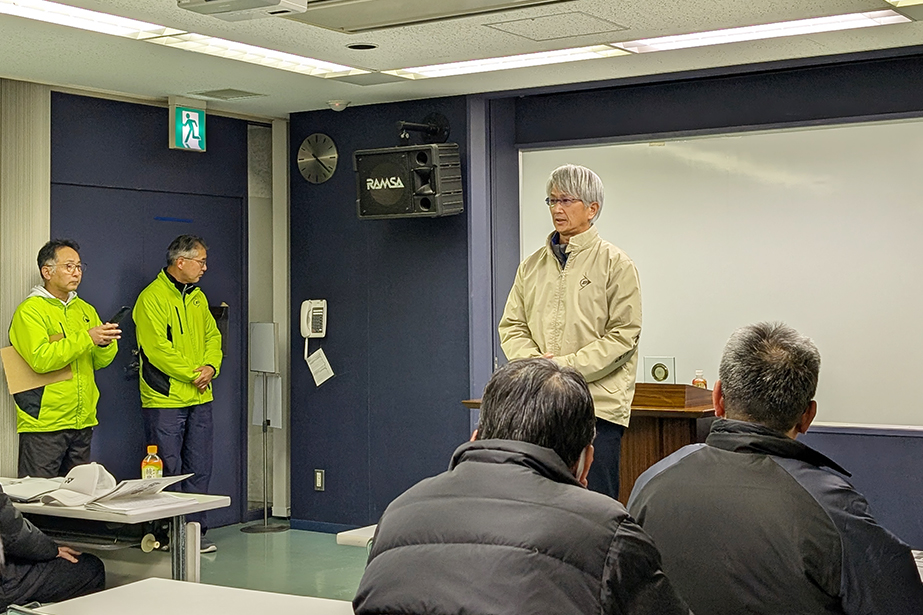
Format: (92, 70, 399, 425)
(9, 239, 121, 478)
(133, 234, 222, 552)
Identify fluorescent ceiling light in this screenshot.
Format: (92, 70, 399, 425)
(384, 45, 629, 80)
(0, 0, 367, 78)
(612, 10, 910, 54)
(885, 1, 923, 7)
(383, 9, 909, 80)
(0, 0, 183, 38)
(146, 33, 367, 78)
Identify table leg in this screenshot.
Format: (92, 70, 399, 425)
(170, 514, 186, 580)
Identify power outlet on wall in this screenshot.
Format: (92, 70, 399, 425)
(314, 469, 325, 491)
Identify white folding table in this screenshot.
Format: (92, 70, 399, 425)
(14, 493, 230, 581)
(33, 577, 353, 615)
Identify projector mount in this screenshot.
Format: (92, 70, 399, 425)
(396, 113, 450, 146)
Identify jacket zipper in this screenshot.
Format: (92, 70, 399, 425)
(174, 306, 185, 335)
(61, 315, 79, 428)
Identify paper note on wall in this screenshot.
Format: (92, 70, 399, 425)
(306, 348, 334, 387)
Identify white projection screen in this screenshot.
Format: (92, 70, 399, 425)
(520, 118, 923, 428)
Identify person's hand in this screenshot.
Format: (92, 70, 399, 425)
(192, 365, 216, 391)
(56, 546, 81, 563)
(88, 323, 121, 346)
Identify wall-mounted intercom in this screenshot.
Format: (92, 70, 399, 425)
(300, 300, 327, 338)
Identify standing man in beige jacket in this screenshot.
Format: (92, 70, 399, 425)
(498, 164, 641, 500)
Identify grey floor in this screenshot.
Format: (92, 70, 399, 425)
(200, 522, 369, 601)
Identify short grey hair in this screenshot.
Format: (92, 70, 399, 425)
(546, 164, 604, 223)
(718, 322, 821, 433)
(166, 234, 208, 266)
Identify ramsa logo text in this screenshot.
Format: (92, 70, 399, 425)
(366, 177, 405, 190)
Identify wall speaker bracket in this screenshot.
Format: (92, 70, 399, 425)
(396, 112, 450, 145)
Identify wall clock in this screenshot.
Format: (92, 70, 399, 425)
(297, 133, 338, 184)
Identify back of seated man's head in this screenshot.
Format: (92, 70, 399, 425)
(476, 358, 595, 468)
(719, 322, 821, 433)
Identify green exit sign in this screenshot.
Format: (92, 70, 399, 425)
(169, 105, 206, 152)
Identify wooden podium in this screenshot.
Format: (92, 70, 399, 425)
(620, 383, 715, 504)
(462, 383, 714, 504)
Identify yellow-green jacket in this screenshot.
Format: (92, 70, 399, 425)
(134, 270, 222, 408)
(9, 286, 117, 433)
(498, 226, 642, 427)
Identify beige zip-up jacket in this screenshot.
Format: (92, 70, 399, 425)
(498, 226, 641, 426)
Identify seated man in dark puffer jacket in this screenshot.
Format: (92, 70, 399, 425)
(1, 487, 105, 610)
(627, 322, 923, 614)
(354, 358, 692, 615)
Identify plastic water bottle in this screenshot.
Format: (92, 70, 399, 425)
(692, 370, 708, 389)
(141, 445, 163, 479)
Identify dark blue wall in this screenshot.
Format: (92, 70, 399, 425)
(515, 49, 923, 146)
(50, 92, 249, 527)
(802, 428, 923, 549)
(289, 97, 471, 529)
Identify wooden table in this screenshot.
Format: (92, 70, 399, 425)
(463, 383, 715, 504)
(620, 384, 715, 504)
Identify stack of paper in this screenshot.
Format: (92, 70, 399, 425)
(84, 474, 194, 515)
(86, 492, 188, 514)
(1, 477, 64, 502)
(42, 473, 194, 515)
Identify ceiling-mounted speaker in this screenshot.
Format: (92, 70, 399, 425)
(355, 143, 464, 220)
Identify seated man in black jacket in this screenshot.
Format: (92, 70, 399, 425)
(354, 358, 691, 615)
(1, 488, 105, 610)
(628, 322, 923, 615)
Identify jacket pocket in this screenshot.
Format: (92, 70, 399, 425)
(595, 367, 629, 397)
(139, 348, 171, 397)
(14, 387, 44, 419)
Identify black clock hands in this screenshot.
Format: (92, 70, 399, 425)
(312, 153, 332, 173)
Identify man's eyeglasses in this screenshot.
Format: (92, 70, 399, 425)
(183, 257, 207, 267)
(545, 197, 582, 208)
(53, 262, 85, 274)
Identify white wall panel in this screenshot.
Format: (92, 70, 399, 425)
(0, 79, 51, 474)
(521, 118, 923, 427)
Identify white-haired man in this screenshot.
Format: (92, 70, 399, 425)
(499, 164, 641, 500)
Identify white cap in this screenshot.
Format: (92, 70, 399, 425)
(41, 463, 116, 507)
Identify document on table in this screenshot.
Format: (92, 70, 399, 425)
(93, 473, 193, 502)
(0, 477, 63, 502)
(80, 474, 193, 515)
(85, 492, 188, 515)
(306, 348, 334, 386)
